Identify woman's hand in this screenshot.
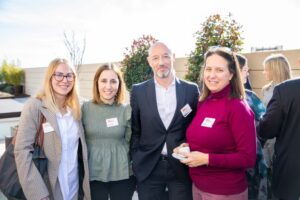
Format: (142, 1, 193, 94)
(180, 151, 209, 167)
(173, 143, 189, 154)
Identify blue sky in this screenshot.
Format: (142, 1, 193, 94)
(1, 0, 300, 68)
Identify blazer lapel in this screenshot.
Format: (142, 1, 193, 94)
(146, 79, 167, 130)
(168, 79, 185, 130)
(40, 102, 62, 157)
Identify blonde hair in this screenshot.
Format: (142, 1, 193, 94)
(199, 46, 245, 102)
(36, 58, 81, 120)
(92, 64, 125, 104)
(263, 54, 292, 85)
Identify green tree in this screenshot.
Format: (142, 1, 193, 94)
(121, 35, 158, 90)
(185, 13, 244, 83)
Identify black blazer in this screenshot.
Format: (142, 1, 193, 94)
(130, 78, 199, 182)
(258, 78, 300, 200)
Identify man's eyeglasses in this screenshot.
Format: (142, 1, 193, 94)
(52, 72, 75, 82)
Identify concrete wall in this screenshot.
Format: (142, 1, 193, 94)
(24, 49, 300, 99)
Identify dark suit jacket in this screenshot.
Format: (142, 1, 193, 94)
(258, 78, 300, 200)
(130, 78, 199, 182)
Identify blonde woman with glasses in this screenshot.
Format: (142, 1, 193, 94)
(14, 58, 91, 200)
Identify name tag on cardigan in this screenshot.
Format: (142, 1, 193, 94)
(201, 117, 215, 128)
(106, 118, 119, 127)
(42, 122, 55, 133)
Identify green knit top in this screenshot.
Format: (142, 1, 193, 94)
(81, 101, 132, 182)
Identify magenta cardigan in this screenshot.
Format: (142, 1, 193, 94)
(186, 85, 256, 195)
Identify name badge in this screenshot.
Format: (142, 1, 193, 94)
(106, 118, 119, 127)
(180, 104, 192, 117)
(42, 122, 54, 133)
(201, 117, 216, 128)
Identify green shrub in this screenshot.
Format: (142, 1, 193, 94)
(185, 13, 244, 84)
(1, 60, 24, 86)
(121, 35, 158, 91)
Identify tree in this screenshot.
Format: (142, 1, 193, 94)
(121, 35, 158, 90)
(63, 31, 86, 75)
(185, 13, 244, 83)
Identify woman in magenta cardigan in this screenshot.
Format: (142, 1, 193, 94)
(174, 47, 256, 200)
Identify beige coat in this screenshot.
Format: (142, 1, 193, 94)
(15, 98, 91, 200)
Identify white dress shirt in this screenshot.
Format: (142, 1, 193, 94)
(154, 78, 177, 155)
(56, 109, 79, 200)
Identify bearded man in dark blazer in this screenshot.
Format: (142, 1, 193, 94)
(130, 42, 199, 200)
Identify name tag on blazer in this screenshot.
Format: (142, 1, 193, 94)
(106, 117, 119, 127)
(181, 104, 192, 117)
(42, 122, 55, 133)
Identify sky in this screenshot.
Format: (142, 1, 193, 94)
(0, 0, 300, 68)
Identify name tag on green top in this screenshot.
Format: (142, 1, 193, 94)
(106, 117, 119, 127)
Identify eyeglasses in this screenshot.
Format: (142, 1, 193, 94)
(52, 72, 75, 82)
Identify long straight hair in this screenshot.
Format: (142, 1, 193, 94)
(263, 54, 292, 86)
(36, 58, 81, 120)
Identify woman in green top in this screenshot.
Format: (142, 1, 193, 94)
(82, 64, 136, 200)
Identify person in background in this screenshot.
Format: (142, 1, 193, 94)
(236, 53, 268, 200)
(261, 54, 292, 199)
(81, 64, 136, 200)
(262, 54, 292, 106)
(258, 78, 300, 200)
(244, 76, 253, 90)
(14, 58, 91, 200)
(174, 46, 256, 200)
(130, 42, 199, 200)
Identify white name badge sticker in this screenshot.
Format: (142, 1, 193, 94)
(42, 122, 54, 133)
(180, 104, 192, 117)
(106, 118, 119, 127)
(201, 117, 216, 128)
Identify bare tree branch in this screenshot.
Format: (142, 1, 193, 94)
(63, 31, 86, 76)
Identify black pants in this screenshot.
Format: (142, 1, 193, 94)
(137, 158, 192, 200)
(90, 176, 136, 200)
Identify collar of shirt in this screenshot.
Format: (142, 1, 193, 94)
(154, 76, 177, 90)
(56, 107, 72, 118)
